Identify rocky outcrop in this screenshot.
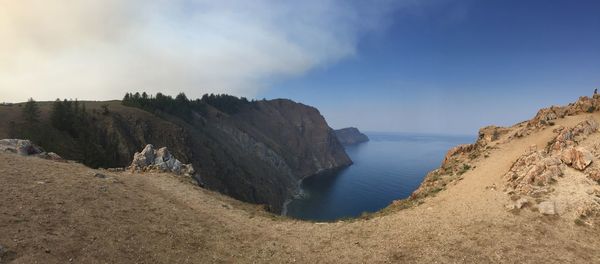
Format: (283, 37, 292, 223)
(334, 127, 369, 145)
(505, 118, 598, 196)
(442, 144, 476, 164)
(0, 139, 43, 155)
(560, 147, 593, 171)
(528, 96, 600, 129)
(0, 139, 63, 161)
(505, 151, 563, 196)
(478, 126, 510, 145)
(129, 144, 195, 176)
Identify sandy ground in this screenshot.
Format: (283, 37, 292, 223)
(2, 113, 600, 264)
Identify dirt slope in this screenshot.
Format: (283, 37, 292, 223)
(2, 108, 600, 263)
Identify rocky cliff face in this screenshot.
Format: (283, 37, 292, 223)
(334, 127, 369, 145)
(0, 98, 351, 213)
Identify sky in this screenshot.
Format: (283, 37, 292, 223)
(1, 0, 600, 134)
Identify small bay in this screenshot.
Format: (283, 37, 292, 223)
(285, 132, 475, 221)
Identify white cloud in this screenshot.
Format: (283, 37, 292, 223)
(0, 0, 406, 102)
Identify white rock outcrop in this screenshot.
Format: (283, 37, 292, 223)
(0, 139, 62, 161)
(129, 144, 195, 176)
(0, 139, 43, 155)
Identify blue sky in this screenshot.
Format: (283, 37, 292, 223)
(2, 0, 599, 135)
(259, 0, 600, 134)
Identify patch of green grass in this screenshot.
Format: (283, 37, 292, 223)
(457, 164, 471, 175)
(588, 106, 596, 113)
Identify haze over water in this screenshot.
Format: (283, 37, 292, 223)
(286, 132, 475, 221)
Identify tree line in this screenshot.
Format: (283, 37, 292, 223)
(121, 92, 255, 120)
(17, 98, 120, 168)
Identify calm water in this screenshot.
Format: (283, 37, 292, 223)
(285, 132, 475, 221)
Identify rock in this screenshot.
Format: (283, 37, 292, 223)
(515, 198, 529, 209)
(478, 126, 510, 145)
(538, 201, 556, 215)
(529, 106, 566, 128)
(505, 151, 562, 195)
(36, 152, 64, 161)
(443, 144, 476, 164)
(0, 139, 43, 155)
(549, 118, 598, 154)
(505, 204, 517, 210)
(94, 173, 107, 179)
(561, 147, 593, 171)
(587, 169, 600, 183)
(131, 144, 156, 168)
(129, 144, 195, 176)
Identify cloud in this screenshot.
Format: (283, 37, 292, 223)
(0, 0, 405, 102)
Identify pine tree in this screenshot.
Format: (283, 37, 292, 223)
(22, 98, 40, 123)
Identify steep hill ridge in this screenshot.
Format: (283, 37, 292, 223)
(0, 97, 351, 212)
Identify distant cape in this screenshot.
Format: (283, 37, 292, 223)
(334, 127, 369, 145)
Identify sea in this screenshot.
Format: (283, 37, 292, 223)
(284, 132, 475, 221)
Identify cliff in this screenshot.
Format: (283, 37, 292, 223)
(334, 127, 369, 145)
(0, 97, 351, 213)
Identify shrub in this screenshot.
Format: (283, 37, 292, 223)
(587, 106, 595, 113)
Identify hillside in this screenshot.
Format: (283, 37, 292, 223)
(0, 96, 351, 213)
(2, 96, 600, 263)
(334, 127, 369, 145)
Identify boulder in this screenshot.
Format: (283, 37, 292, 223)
(538, 201, 556, 215)
(561, 147, 593, 171)
(129, 144, 195, 176)
(131, 144, 156, 168)
(0, 139, 43, 155)
(515, 198, 529, 209)
(36, 152, 63, 161)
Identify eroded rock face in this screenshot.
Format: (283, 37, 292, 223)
(129, 144, 195, 176)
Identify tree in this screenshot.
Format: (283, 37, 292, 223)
(50, 99, 67, 130)
(101, 104, 110, 115)
(22, 98, 40, 123)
